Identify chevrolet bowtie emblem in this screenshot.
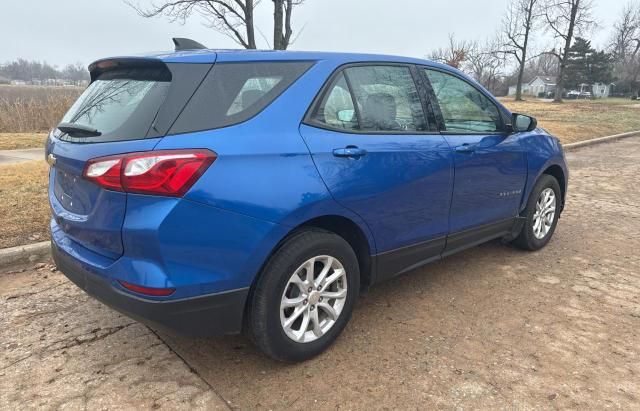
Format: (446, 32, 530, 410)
(47, 153, 57, 166)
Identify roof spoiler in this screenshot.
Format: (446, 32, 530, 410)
(88, 58, 169, 82)
(172, 37, 207, 51)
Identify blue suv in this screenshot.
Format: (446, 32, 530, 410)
(47, 39, 568, 362)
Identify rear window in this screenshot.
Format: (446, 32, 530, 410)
(169, 61, 313, 134)
(57, 68, 171, 142)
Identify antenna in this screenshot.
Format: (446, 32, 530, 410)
(172, 38, 207, 51)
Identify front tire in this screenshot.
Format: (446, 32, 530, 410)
(247, 229, 359, 362)
(513, 174, 561, 251)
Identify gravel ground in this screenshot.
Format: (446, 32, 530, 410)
(1, 138, 639, 410)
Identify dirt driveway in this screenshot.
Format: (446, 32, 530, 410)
(2, 138, 639, 410)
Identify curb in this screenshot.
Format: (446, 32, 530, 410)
(0, 241, 50, 273)
(564, 130, 640, 151)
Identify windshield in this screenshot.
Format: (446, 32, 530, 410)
(58, 68, 171, 142)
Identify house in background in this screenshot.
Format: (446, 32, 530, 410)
(508, 76, 557, 97)
(509, 76, 614, 99)
(584, 82, 613, 98)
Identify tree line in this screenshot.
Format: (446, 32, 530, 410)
(134, 0, 638, 101)
(430, 0, 640, 101)
(0, 59, 89, 84)
(4, 0, 638, 102)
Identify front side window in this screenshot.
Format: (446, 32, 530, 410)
(345, 66, 427, 132)
(424, 69, 502, 133)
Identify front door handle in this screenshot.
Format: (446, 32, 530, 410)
(333, 146, 367, 158)
(454, 143, 476, 154)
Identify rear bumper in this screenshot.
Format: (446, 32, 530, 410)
(52, 241, 249, 337)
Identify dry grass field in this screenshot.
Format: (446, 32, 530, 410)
(500, 97, 640, 143)
(0, 84, 639, 148)
(0, 133, 46, 150)
(0, 85, 80, 136)
(0, 160, 50, 249)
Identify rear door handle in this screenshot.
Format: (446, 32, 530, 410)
(333, 146, 367, 158)
(454, 144, 476, 154)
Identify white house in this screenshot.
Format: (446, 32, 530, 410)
(590, 82, 612, 98)
(508, 76, 556, 97)
(510, 76, 614, 98)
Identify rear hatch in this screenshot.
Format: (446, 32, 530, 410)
(48, 57, 213, 259)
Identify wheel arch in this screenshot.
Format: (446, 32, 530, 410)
(248, 214, 375, 298)
(542, 164, 566, 211)
(297, 215, 374, 291)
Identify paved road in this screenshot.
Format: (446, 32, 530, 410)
(2, 138, 639, 409)
(0, 148, 45, 165)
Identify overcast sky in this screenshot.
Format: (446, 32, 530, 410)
(0, 0, 630, 68)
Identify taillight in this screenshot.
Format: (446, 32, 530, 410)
(83, 149, 216, 197)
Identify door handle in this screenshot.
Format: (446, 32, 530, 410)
(454, 143, 476, 154)
(333, 146, 367, 158)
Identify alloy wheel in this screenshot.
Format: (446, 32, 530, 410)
(532, 187, 556, 239)
(280, 255, 348, 343)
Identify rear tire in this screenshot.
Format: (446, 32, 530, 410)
(247, 229, 359, 362)
(513, 174, 561, 251)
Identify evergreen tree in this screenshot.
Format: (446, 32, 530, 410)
(565, 37, 613, 90)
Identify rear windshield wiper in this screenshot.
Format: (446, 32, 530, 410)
(57, 122, 102, 137)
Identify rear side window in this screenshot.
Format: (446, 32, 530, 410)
(346, 66, 427, 132)
(310, 73, 358, 131)
(309, 65, 427, 133)
(170, 61, 313, 134)
(58, 68, 171, 142)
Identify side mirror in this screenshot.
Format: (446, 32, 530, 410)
(336, 109, 355, 122)
(511, 113, 537, 132)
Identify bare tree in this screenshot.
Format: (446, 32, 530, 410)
(128, 0, 258, 49)
(0, 59, 61, 82)
(527, 52, 560, 76)
(610, 2, 640, 58)
(544, 0, 596, 102)
(62, 63, 90, 84)
(466, 37, 506, 94)
(429, 34, 473, 69)
(609, 2, 640, 96)
(501, 0, 540, 100)
(273, 0, 304, 50)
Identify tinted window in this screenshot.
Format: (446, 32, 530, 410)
(345, 66, 426, 132)
(424, 69, 502, 133)
(226, 76, 282, 116)
(170, 61, 313, 134)
(310, 72, 358, 130)
(58, 68, 171, 142)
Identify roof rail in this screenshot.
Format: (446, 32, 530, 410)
(172, 38, 207, 51)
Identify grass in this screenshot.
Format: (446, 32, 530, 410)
(0, 160, 50, 249)
(0, 133, 46, 150)
(0, 85, 80, 134)
(0, 84, 80, 149)
(499, 98, 640, 144)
